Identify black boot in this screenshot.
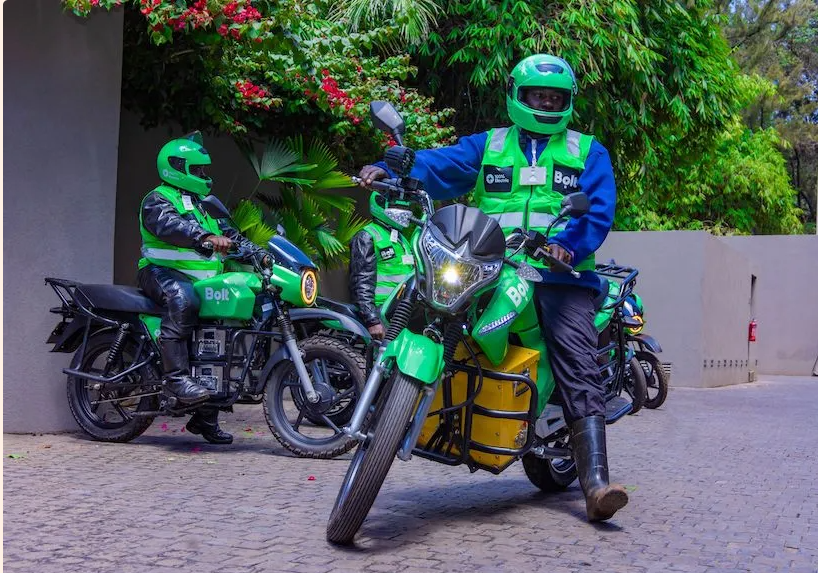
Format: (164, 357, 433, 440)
(186, 407, 233, 444)
(159, 338, 209, 405)
(571, 415, 629, 522)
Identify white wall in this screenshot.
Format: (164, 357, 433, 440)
(3, 1, 125, 431)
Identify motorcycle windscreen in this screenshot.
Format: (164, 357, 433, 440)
(267, 235, 317, 271)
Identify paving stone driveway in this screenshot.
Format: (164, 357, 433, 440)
(4, 376, 818, 573)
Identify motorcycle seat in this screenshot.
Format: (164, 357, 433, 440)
(315, 296, 360, 321)
(75, 284, 163, 315)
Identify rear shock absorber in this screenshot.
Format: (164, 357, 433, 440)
(104, 323, 130, 376)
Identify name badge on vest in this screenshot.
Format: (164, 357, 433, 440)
(519, 166, 547, 186)
(181, 194, 195, 211)
(380, 246, 396, 261)
(483, 166, 513, 192)
(552, 165, 582, 194)
(390, 229, 399, 243)
(401, 254, 414, 266)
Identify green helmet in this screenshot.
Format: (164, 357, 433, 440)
(157, 131, 213, 196)
(370, 192, 413, 231)
(506, 54, 577, 135)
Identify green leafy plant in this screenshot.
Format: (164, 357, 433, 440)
(231, 137, 370, 269)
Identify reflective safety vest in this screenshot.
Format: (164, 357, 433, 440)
(138, 185, 223, 280)
(473, 125, 596, 272)
(363, 222, 414, 306)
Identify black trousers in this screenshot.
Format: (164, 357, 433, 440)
(535, 283, 605, 424)
(137, 265, 200, 341)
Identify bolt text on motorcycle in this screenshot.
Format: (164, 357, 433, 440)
(204, 287, 230, 302)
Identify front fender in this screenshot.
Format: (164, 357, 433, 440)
(628, 333, 662, 353)
(381, 330, 443, 385)
(289, 308, 371, 341)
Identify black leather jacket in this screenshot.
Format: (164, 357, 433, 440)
(348, 230, 379, 327)
(141, 189, 262, 260)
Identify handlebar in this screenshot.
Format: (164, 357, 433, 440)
(351, 175, 435, 216)
(507, 228, 580, 278)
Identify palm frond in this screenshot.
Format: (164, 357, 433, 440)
(308, 192, 357, 213)
(331, 0, 442, 44)
(231, 200, 265, 234)
(334, 209, 371, 244)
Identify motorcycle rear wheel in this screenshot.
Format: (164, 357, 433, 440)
(637, 351, 668, 409)
(67, 331, 159, 442)
(522, 438, 577, 492)
(326, 371, 420, 545)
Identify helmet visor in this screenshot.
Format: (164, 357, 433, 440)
(189, 164, 209, 179)
(518, 87, 572, 113)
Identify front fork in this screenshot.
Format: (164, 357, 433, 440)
(277, 305, 320, 404)
(344, 345, 388, 440)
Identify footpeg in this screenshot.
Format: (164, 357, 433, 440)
(604, 396, 632, 424)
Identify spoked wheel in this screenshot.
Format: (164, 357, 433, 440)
(326, 371, 421, 545)
(622, 356, 648, 414)
(264, 336, 366, 459)
(522, 435, 577, 492)
(637, 351, 668, 409)
(67, 331, 159, 442)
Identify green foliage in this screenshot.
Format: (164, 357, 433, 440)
(233, 137, 370, 269)
(64, 0, 455, 169)
(620, 119, 803, 234)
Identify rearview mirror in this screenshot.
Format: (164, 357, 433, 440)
(370, 101, 406, 145)
(200, 194, 232, 220)
(560, 192, 590, 218)
(276, 224, 286, 238)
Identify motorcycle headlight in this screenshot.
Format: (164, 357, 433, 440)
(300, 269, 318, 306)
(421, 231, 502, 310)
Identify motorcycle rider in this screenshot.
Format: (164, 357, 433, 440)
(358, 54, 626, 521)
(138, 131, 266, 445)
(348, 193, 415, 340)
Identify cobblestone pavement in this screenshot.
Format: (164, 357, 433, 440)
(5, 376, 818, 573)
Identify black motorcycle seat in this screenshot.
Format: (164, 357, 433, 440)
(76, 284, 163, 315)
(316, 296, 360, 320)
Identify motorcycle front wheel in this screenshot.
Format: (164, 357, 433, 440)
(264, 336, 366, 459)
(67, 331, 159, 442)
(326, 371, 421, 545)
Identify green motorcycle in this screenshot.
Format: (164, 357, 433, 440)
(326, 102, 634, 544)
(45, 195, 369, 457)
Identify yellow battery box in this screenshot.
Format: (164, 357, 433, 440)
(417, 344, 540, 471)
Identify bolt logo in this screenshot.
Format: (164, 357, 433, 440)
(554, 170, 578, 188)
(506, 278, 530, 307)
(205, 287, 230, 302)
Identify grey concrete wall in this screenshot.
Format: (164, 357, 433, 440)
(114, 111, 355, 301)
(700, 234, 754, 387)
(3, 1, 124, 432)
(722, 235, 818, 375)
(597, 231, 707, 388)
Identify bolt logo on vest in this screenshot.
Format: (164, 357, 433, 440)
(380, 246, 396, 261)
(205, 287, 230, 302)
(552, 165, 582, 194)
